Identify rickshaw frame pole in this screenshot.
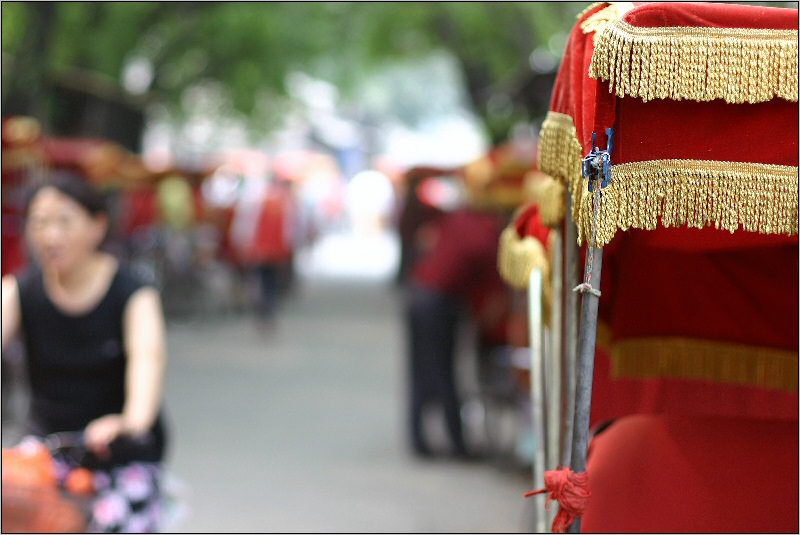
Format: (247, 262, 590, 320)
(566, 245, 604, 534)
(561, 201, 579, 469)
(528, 266, 548, 534)
(545, 227, 563, 530)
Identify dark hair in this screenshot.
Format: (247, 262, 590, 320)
(25, 171, 108, 217)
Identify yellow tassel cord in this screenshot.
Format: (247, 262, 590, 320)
(537, 112, 585, 235)
(497, 225, 552, 325)
(610, 337, 798, 392)
(538, 112, 799, 246)
(575, 2, 611, 23)
(589, 21, 799, 104)
(591, 160, 799, 247)
(579, 2, 635, 37)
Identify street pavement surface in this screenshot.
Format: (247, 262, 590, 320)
(162, 229, 533, 533)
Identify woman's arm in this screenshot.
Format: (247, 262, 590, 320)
(1, 275, 21, 350)
(84, 286, 167, 453)
(120, 286, 167, 435)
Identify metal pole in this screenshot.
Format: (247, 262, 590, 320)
(560, 199, 579, 469)
(545, 228, 563, 529)
(528, 267, 547, 534)
(566, 246, 603, 534)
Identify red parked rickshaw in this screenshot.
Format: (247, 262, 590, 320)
(499, 2, 798, 532)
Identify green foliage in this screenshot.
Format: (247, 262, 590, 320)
(2, 1, 588, 138)
(1, 2, 28, 54)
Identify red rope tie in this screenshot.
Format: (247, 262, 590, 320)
(524, 467, 591, 533)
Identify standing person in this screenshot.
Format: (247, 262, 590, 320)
(405, 206, 509, 459)
(395, 167, 449, 285)
(1, 172, 169, 533)
(246, 176, 296, 328)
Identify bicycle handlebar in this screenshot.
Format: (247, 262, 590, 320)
(43, 431, 86, 452)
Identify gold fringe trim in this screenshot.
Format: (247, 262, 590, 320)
(589, 20, 799, 103)
(584, 160, 799, 247)
(579, 2, 635, 37)
(610, 337, 798, 391)
(576, 2, 608, 22)
(538, 114, 799, 246)
(537, 112, 584, 192)
(497, 225, 552, 325)
(537, 111, 596, 244)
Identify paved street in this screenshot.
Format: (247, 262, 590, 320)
(159, 229, 534, 533)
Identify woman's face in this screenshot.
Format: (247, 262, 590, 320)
(25, 187, 107, 274)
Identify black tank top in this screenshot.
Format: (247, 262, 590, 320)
(17, 264, 167, 463)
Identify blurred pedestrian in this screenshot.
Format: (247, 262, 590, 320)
(405, 203, 509, 459)
(395, 167, 451, 285)
(244, 176, 296, 328)
(1, 172, 169, 532)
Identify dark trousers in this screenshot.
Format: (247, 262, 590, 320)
(406, 283, 466, 455)
(257, 263, 280, 319)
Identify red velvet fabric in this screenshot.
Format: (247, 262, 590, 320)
(550, 3, 616, 154)
(589, 227, 799, 424)
(599, 232, 798, 352)
(608, 223, 798, 252)
(582, 413, 799, 533)
(623, 1, 798, 30)
(512, 203, 551, 250)
(615, 96, 798, 167)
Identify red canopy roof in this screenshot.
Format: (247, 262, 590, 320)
(538, 1, 798, 249)
(534, 1, 799, 398)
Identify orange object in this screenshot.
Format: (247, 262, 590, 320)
(64, 468, 95, 496)
(2, 486, 87, 533)
(1, 442, 57, 489)
(1, 441, 88, 533)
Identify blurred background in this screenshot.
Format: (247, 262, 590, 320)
(1, 2, 615, 533)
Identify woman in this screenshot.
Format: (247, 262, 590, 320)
(1, 173, 169, 532)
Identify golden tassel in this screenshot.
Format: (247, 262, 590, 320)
(585, 160, 799, 247)
(497, 225, 552, 325)
(538, 112, 798, 246)
(537, 113, 584, 189)
(579, 2, 635, 37)
(610, 337, 798, 392)
(589, 21, 799, 104)
(527, 172, 566, 228)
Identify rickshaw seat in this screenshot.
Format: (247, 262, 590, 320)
(582, 413, 798, 533)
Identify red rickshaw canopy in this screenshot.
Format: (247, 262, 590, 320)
(537, 1, 798, 249)
(528, 4, 799, 531)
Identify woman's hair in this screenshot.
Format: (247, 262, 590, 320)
(25, 171, 108, 217)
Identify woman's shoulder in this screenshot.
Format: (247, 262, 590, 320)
(111, 260, 157, 299)
(9, 266, 43, 295)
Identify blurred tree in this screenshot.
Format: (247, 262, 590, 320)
(2, 2, 586, 145)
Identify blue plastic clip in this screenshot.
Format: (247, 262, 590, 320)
(581, 127, 613, 192)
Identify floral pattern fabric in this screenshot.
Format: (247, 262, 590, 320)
(52, 451, 163, 533)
